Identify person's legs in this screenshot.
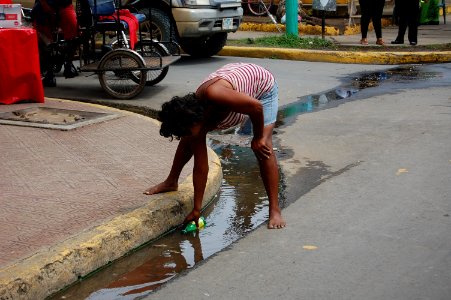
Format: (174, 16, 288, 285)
(396, 17, 407, 41)
(394, 0, 408, 42)
(372, 0, 385, 40)
(257, 82, 285, 229)
(144, 137, 194, 195)
(256, 123, 285, 229)
(59, 4, 79, 78)
(59, 4, 78, 40)
(34, 15, 58, 86)
(359, 0, 370, 42)
(407, 0, 419, 44)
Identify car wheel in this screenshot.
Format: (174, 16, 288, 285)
(138, 7, 179, 54)
(179, 32, 228, 58)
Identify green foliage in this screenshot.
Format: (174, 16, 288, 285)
(227, 36, 451, 52)
(231, 34, 335, 49)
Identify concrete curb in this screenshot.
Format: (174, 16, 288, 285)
(219, 46, 451, 64)
(0, 102, 223, 300)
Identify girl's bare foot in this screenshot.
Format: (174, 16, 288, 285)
(268, 210, 286, 229)
(144, 181, 178, 195)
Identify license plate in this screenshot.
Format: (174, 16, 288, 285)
(222, 18, 233, 30)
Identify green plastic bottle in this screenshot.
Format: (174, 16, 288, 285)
(182, 216, 206, 234)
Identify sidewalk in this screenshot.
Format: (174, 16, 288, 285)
(0, 16, 450, 300)
(0, 99, 222, 299)
(224, 20, 451, 64)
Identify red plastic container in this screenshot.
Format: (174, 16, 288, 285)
(0, 28, 44, 104)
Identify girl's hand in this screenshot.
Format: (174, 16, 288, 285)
(251, 137, 272, 160)
(184, 209, 201, 226)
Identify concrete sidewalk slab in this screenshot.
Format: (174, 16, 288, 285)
(0, 99, 222, 299)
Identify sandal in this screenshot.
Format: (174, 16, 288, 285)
(376, 38, 385, 46)
(360, 38, 368, 45)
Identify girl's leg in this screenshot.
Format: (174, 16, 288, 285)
(256, 123, 286, 229)
(144, 137, 194, 195)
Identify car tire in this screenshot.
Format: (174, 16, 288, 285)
(179, 32, 228, 58)
(138, 7, 179, 54)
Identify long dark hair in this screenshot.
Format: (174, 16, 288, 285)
(158, 93, 206, 140)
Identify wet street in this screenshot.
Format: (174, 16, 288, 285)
(143, 62, 450, 300)
(49, 61, 451, 299)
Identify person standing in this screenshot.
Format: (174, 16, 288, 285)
(391, 0, 420, 45)
(359, 0, 386, 45)
(32, 0, 79, 87)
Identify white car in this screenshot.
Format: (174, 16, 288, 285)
(129, 0, 243, 57)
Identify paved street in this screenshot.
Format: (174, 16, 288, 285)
(146, 64, 451, 300)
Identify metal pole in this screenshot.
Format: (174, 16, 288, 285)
(285, 0, 298, 36)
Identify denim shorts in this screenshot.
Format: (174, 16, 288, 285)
(260, 81, 279, 126)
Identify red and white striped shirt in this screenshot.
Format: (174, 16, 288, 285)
(200, 62, 275, 130)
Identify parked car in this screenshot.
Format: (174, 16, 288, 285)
(128, 0, 243, 57)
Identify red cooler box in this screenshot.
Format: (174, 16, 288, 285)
(0, 28, 44, 104)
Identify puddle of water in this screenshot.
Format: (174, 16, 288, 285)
(49, 65, 443, 300)
(276, 65, 441, 127)
(50, 146, 269, 300)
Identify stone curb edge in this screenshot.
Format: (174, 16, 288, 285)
(219, 46, 451, 64)
(0, 99, 223, 300)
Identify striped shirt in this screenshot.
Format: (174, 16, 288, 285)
(200, 63, 275, 130)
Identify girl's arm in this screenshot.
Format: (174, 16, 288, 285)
(184, 131, 209, 225)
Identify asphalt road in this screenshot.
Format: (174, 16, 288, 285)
(44, 56, 387, 111)
(47, 58, 451, 299)
(146, 60, 450, 300)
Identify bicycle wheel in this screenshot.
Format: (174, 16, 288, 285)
(98, 49, 147, 99)
(248, 0, 272, 16)
(134, 41, 170, 86)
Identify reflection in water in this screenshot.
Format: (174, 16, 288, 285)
(50, 65, 441, 300)
(276, 86, 358, 128)
(85, 237, 202, 300)
(277, 65, 440, 127)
